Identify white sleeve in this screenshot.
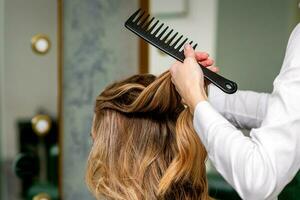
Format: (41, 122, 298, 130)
(208, 85, 269, 129)
(193, 23, 300, 200)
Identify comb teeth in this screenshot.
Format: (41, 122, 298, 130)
(134, 10, 145, 23)
(153, 23, 164, 36)
(157, 26, 168, 39)
(125, 9, 197, 60)
(143, 17, 155, 29)
(128, 8, 141, 21)
(140, 14, 150, 26)
(162, 29, 173, 42)
(148, 20, 159, 32)
(177, 38, 188, 50)
(166, 32, 178, 45)
(125, 9, 238, 94)
(171, 35, 183, 48)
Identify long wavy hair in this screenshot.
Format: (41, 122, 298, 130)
(86, 71, 210, 200)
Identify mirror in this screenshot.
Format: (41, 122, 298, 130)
(0, 0, 62, 199)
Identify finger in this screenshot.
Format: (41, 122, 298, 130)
(170, 61, 181, 69)
(195, 52, 209, 61)
(200, 59, 214, 67)
(170, 61, 181, 75)
(173, 61, 182, 65)
(184, 44, 196, 59)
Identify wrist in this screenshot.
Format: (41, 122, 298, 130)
(189, 88, 207, 113)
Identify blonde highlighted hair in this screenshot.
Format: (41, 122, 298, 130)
(86, 71, 210, 199)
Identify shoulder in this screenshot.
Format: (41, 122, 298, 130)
(286, 23, 300, 52)
(274, 23, 300, 84)
(283, 23, 300, 66)
(293, 23, 300, 33)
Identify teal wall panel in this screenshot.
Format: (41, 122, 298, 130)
(0, 0, 4, 197)
(63, 0, 138, 199)
(216, 0, 299, 92)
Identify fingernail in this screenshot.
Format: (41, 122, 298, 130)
(184, 44, 191, 50)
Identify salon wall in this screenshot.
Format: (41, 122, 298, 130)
(149, 0, 300, 92)
(0, 0, 4, 141)
(0, 1, 57, 198)
(0, 0, 4, 197)
(1, 0, 58, 160)
(216, 0, 300, 92)
(149, 0, 218, 75)
(62, 0, 139, 199)
(0, 0, 57, 199)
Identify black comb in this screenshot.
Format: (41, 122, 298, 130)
(125, 9, 238, 94)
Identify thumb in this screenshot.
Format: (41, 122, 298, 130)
(184, 44, 196, 60)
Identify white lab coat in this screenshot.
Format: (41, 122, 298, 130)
(193, 23, 300, 200)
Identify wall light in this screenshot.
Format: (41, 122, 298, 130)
(31, 34, 51, 55)
(33, 193, 51, 200)
(31, 114, 52, 137)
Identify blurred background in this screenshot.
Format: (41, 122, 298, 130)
(0, 0, 299, 199)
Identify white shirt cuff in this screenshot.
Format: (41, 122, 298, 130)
(193, 101, 231, 148)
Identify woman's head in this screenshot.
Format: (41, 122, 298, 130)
(86, 71, 209, 200)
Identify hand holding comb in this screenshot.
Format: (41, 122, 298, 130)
(125, 9, 238, 94)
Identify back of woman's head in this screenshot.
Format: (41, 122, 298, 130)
(86, 71, 209, 200)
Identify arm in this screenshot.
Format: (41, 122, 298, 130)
(170, 24, 300, 199)
(208, 85, 269, 129)
(194, 87, 300, 199)
(180, 47, 270, 130)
